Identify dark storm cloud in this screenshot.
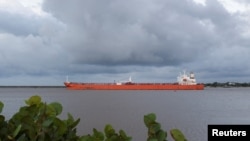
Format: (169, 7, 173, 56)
(43, 0, 212, 66)
(42, 0, 248, 68)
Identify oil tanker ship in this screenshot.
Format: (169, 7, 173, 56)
(64, 71, 204, 90)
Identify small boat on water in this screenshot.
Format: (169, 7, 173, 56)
(64, 71, 204, 90)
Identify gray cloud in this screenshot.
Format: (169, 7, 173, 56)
(43, 0, 249, 66)
(43, 0, 215, 66)
(0, 10, 40, 36)
(1, 0, 250, 85)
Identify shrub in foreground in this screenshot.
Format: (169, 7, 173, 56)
(0, 95, 187, 141)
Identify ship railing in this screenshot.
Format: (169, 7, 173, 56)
(127, 83, 177, 85)
(70, 82, 116, 85)
(69, 82, 181, 85)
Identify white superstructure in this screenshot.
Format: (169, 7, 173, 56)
(116, 76, 132, 85)
(177, 70, 197, 85)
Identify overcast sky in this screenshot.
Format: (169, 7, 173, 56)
(0, 0, 250, 85)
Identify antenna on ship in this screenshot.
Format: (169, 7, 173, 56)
(66, 75, 69, 83)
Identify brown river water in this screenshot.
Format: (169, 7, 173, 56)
(0, 87, 250, 141)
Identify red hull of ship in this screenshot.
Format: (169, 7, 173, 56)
(64, 82, 204, 90)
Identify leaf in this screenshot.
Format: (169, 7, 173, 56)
(53, 118, 67, 135)
(147, 137, 158, 141)
(13, 124, 22, 138)
(119, 130, 127, 138)
(67, 113, 74, 124)
(70, 118, 80, 129)
(45, 104, 56, 117)
(144, 113, 156, 127)
(156, 130, 167, 141)
(25, 95, 41, 106)
(49, 102, 63, 116)
(66, 113, 80, 129)
(93, 128, 104, 140)
(104, 124, 115, 138)
(149, 123, 161, 134)
(0, 115, 5, 123)
(42, 118, 54, 127)
(170, 129, 187, 141)
(119, 130, 132, 141)
(79, 135, 91, 141)
(0, 101, 3, 113)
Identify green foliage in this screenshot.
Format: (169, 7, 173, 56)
(0, 101, 4, 113)
(0, 95, 187, 141)
(143, 113, 188, 141)
(81, 124, 132, 141)
(170, 129, 188, 141)
(1, 95, 80, 141)
(144, 113, 167, 141)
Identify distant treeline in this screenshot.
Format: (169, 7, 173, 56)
(204, 82, 250, 87)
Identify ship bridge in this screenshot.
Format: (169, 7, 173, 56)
(177, 71, 197, 85)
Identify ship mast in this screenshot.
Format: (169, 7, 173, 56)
(66, 75, 69, 83)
